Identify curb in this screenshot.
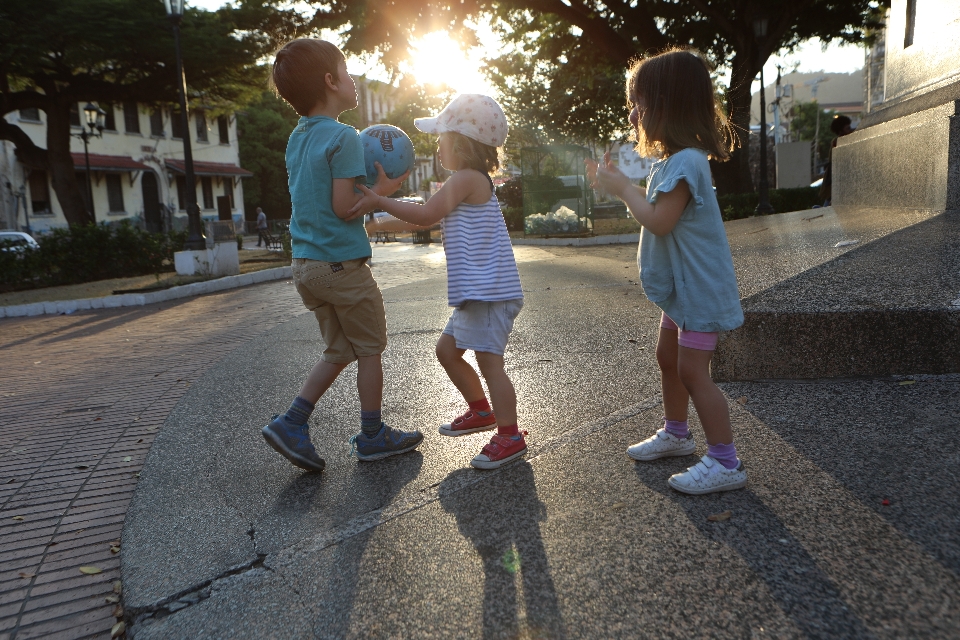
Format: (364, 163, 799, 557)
(0, 266, 293, 319)
(510, 233, 639, 246)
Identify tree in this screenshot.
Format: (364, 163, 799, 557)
(788, 100, 838, 169)
(236, 89, 300, 221)
(306, 0, 885, 194)
(0, 0, 301, 225)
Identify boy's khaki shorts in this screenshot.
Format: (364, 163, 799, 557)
(291, 257, 387, 364)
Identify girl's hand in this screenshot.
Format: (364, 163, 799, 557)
(346, 183, 382, 221)
(595, 151, 631, 199)
(584, 157, 600, 189)
(371, 161, 410, 196)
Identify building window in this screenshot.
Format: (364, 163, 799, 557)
(196, 111, 208, 142)
(201, 177, 214, 209)
(150, 108, 164, 137)
(101, 104, 116, 131)
(904, 0, 917, 47)
(171, 107, 184, 139)
(218, 116, 229, 144)
(106, 174, 125, 212)
(29, 171, 51, 213)
(176, 176, 186, 210)
(123, 102, 140, 133)
(19, 107, 41, 122)
(222, 180, 233, 208)
(70, 103, 81, 127)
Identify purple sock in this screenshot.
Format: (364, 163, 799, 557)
(663, 418, 689, 439)
(707, 442, 739, 469)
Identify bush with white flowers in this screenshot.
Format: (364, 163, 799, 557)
(524, 206, 591, 235)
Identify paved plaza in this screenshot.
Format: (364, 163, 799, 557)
(2, 238, 959, 639)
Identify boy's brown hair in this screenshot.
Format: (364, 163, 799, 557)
(449, 132, 500, 174)
(272, 39, 345, 116)
(627, 48, 736, 161)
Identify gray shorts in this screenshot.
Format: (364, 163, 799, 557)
(442, 299, 524, 356)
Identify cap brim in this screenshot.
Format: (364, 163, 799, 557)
(414, 116, 440, 134)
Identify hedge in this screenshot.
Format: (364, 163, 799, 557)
(0, 222, 186, 292)
(717, 187, 821, 221)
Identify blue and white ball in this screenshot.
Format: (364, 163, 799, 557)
(360, 124, 415, 187)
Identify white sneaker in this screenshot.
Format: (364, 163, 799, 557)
(667, 455, 747, 495)
(627, 428, 696, 461)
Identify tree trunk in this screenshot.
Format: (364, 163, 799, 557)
(45, 98, 92, 226)
(713, 52, 758, 196)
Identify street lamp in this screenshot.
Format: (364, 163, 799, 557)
(753, 16, 774, 215)
(72, 103, 106, 223)
(163, 0, 206, 250)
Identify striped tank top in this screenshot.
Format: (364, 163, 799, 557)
(441, 192, 524, 308)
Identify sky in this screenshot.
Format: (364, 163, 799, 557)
(188, 0, 867, 96)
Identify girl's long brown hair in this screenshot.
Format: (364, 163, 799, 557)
(627, 48, 736, 161)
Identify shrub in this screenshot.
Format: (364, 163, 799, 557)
(501, 206, 524, 232)
(496, 177, 523, 209)
(717, 187, 820, 221)
(0, 222, 186, 292)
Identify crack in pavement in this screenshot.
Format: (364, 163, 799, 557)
(125, 395, 662, 630)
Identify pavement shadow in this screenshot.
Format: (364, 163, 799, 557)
(632, 461, 873, 639)
(0, 306, 147, 349)
(439, 463, 565, 639)
(306, 451, 424, 639)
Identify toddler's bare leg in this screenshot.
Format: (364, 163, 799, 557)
(656, 326, 688, 421)
(436, 334, 485, 402)
(475, 352, 517, 427)
(676, 346, 732, 445)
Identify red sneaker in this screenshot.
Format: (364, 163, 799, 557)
(439, 409, 497, 437)
(470, 432, 528, 469)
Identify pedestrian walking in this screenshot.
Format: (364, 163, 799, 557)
(256, 207, 269, 247)
(586, 48, 747, 495)
(349, 94, 526, 470)
(260, 38, 422, 472)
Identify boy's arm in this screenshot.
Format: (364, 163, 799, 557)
(592, 152, 689, 236)
(344, 170, 483, 226)
(331, 163, 409, 220)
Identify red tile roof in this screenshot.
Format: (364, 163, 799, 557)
(164, 159, 253, 177)
(71, 153, 151, 172)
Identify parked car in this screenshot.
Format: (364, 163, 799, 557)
(0, 231, 39, 253)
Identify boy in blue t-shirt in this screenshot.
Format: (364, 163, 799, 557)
(262, 38, 422, 472)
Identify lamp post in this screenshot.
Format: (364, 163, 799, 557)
(163, 0, 206, 250)
(72, 103, 105, 224)
(753, 17, 775, 215)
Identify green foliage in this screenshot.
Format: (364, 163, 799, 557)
(0, 223, 186, 292)
(718, 187, 821, 221)
(788, 101, 838, 165)
(496, 177, 523, 209)
(237, 89, 301, 221)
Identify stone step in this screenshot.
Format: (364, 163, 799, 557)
(713, 206, 960, 381)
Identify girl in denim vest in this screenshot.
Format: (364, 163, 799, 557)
(586, 48, 746, 495)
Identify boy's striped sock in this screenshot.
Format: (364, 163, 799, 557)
(285, 396, 314, 427)
(360, 409, 383, 437)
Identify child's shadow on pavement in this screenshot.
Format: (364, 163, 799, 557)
(440, 463, 566, 639)
(632, 460, 872, 638)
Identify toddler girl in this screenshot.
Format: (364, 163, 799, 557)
(586, 49, 746, 494)
(349, 94, 526, 470)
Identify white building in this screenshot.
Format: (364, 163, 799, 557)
(1, 101, 252, 233)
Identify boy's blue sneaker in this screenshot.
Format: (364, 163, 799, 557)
(349, 423, 423, 461)
(262, 414, 325, 472)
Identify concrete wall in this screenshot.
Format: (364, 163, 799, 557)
(883, 0, 960, 110)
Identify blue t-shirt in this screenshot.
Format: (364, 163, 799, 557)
(285, 116, 370, 262)
(639, 148, 743, 332)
